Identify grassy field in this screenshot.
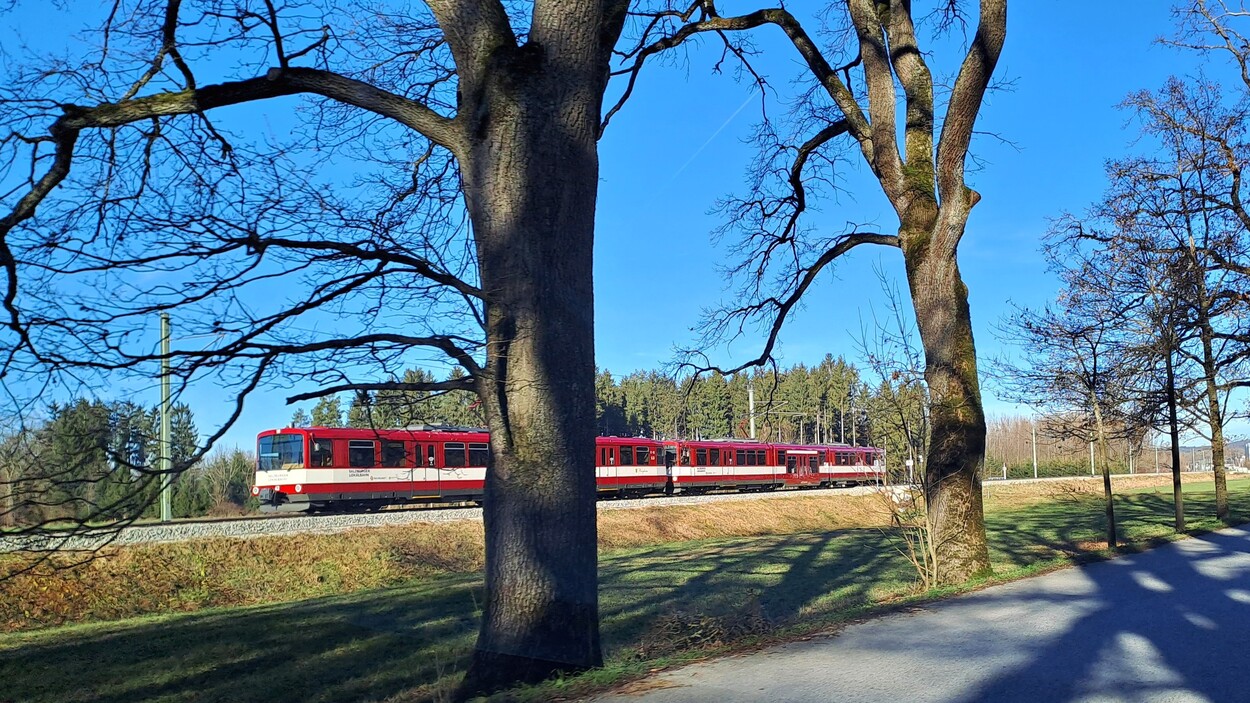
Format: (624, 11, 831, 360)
(0, 476, 1245, 703)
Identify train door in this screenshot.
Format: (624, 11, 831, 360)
(663, 444, 677, 495)
(598, 445, 617, 492)
(414, 442, 439, 498)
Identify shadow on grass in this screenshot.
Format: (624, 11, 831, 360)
(0, 531, 915, 703)
(3, 481, 1247, 703)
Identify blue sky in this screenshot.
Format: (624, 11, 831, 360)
(3, 2, 1238, 449)
(591, 2, 1227, 432)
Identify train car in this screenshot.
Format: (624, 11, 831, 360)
(594, 436, 673, 497)
(819, 445, 885, 486)
(253, 425, 887, 512)
(672, 439, 782, 493)
(253, 425, 491, 511)
(774, 443, 825, 488)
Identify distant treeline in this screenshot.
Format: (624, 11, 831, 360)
(293, 355, 932, 477)
(0, 399, 256, 526)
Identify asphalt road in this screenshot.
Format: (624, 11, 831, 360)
(594, 527, 1250, 703)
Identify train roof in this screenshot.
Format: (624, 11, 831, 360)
(258, 426, 489, 440)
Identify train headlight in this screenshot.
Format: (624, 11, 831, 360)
(251, 486, 260, 496)
(295, 484, 302, 493)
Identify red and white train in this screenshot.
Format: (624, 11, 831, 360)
(252, 425, 886, 512)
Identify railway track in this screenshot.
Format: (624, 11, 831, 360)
(2, 484, 887, 552)
(7, 473, 1178, 553)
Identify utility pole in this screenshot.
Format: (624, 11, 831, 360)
(1031, 420, 1038, 479)
(748, 384, 756, 440)
(159, 313, 172, 523)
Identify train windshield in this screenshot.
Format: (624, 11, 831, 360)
(258, 435, 305, 471)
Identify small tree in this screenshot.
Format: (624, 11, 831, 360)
(996, 274, 1146, 549)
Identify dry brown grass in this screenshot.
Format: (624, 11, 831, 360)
(0, 475, 1222, 633)
(980, 472, 1218, 511)
(1, 494, 894, 633)
(597, 494, 892, 550)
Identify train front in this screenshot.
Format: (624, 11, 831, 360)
(252, 429, 312, 512)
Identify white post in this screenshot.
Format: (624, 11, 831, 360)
(1155, 442, 1159, 473)
(748, 384, 756, 440)
(1090, 440, 1095, 477)
(159, 313, 172, 523)
(1031, 420, 1038, 479)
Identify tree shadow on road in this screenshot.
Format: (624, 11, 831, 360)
(952, 527, 1250, 702)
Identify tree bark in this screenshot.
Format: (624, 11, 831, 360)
(455, 15, 617, 693)
(1090, 397, 1117, 549)
(1165, 340, 1185, 532)
(905, 210, 992, 582)
(0, 461, 14, 528)
(1196, 300, 1229, 521)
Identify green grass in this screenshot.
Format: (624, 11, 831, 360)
(2, 482, 1248, 703)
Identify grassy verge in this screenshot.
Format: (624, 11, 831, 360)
(0, 477, 1246, 702)
(0, 492, 891, 632)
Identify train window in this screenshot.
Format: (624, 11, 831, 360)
(258, 435, 304, 470)
(696, 448, 707, 466)
(310, 438, 334, 467)
(775, 450, 785, 468)
(348, 440, 376, 468)
(599, 447, 608, 466)
(755, 450, 766, 465)
(636, 446, 650, 465)
(787, 455, 797, 472)
(443, 442, 466, 468)
(809, 455, 819, 471)
(736, 450, 746, 465)
(709, 448, 720, 466)
(680, 449, 690, 466)
(382, 440, 406, 468)
(426, 444, 436, 467)
(621, 446, 634, 466)
(469, 443, 490, 466)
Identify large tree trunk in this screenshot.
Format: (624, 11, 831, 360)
(456, 28, 611, 696)
(905, 214, 992, 583)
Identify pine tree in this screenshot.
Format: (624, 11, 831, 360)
(289, 408, 312, 428)
(310, 396, 345, 428)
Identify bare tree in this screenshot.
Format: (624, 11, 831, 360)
(622, 0, 1006, 583)
(1046, 73, 1250, 526)
(996, 276, 1145, 548)
(0, 0, 640, 693)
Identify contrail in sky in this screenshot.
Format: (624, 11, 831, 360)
(670, 87, 761, 182)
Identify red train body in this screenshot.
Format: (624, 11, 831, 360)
(252, 425, 885, 512)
